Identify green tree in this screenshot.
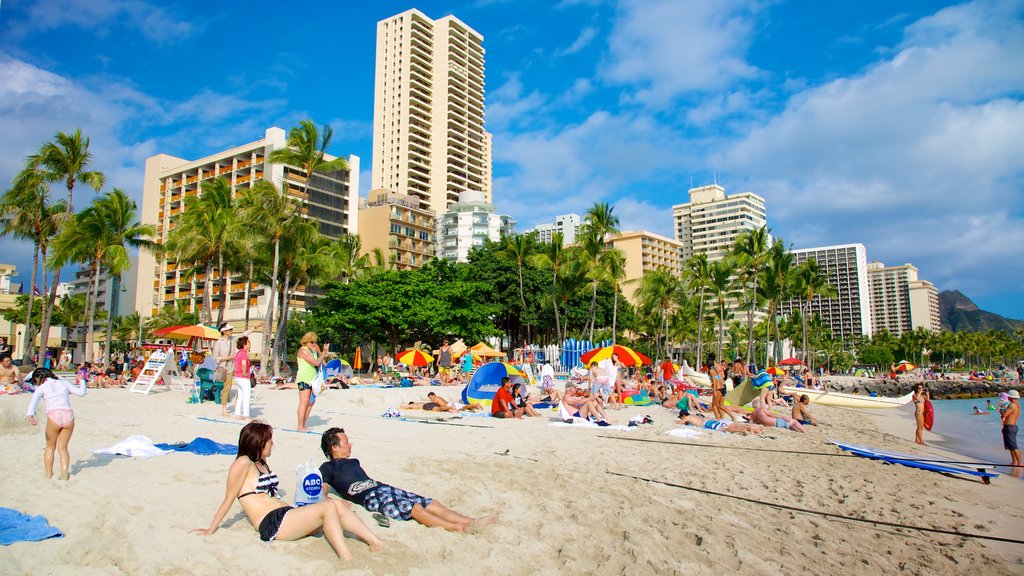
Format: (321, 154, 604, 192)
(28, 129, 105, 362)
(0, 169, 67, 358)
(501, 233, 536, 346)
(601, 248, 627, 344)
(731, 225, 770, 366)
(685, 253, 711, 366)
(790, 258, 837, 371)
(145, 303, 199, 334)
(758, 238, 794, 365)
(580, 201, 619, 340)
(635, 268, 682, 360)
(708, 259, 736, 361)
(529, 232, 568, 345)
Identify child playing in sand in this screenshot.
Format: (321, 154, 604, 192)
(319, 427, 498, 532)
(25, 368, 86, 480)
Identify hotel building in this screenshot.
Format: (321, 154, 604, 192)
(779, 244, 872, 343)
(137, 127, 359, 349)
(867, 262, 941, 336)
(673, 184, 767, 262)
(371, 8, 491, 218)
(438, 191, 515, 262)
(358, 189, 437, 270)
(530, 213, 581, 246)
(606, 231, 684, 304)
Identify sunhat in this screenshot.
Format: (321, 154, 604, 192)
(1009, 390, 1020, 399)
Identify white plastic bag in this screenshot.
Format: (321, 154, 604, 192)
(294, 459, 324, 507)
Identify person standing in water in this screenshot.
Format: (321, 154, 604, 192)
(25, 368, 86, 480)
(1002, 390, 1020, 467)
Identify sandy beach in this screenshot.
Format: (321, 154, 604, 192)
(2, 382, 1023, 575)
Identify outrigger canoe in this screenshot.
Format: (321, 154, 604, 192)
(679, 361, 711, 387)
(780, 386, 913, 409)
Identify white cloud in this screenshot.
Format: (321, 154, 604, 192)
(612, 197, 674, 238)
(555, 26, 598, 56)
(602, 0, 760, 106)
(12, 0, 196, 43)
(487, 74, 550, 130)
(714, 0, 1024, 294)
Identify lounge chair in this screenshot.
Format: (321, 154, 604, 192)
(195, 368, 223, 403)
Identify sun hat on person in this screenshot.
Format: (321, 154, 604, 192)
(998, 392, 1010, 400)
(1009, 390, 1020, 399)
(219, 323, 235, 333)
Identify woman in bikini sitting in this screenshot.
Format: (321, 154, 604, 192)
(913, 384, 929, 445)
(193, 421, 384, 561)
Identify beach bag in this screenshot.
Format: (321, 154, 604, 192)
(294, 459, 324, 507)
(213, 366, 226, 382)
(310, 368, 325, 396)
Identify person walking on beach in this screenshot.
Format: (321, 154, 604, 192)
(913, 383, 930, 445)
(437, 340, 453, 385)
(233, 337, 253, 420)
(213, 323, 254, 417)
(707, 353, 729, 421)
(25, 368, 86, 480)
(193, 421, 383, 560)
(1002, 390, 1020, 467)
(295, 332, 329, 432)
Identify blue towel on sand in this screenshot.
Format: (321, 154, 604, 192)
(154, 437, 237, 455)
(0, 508, 63, 545)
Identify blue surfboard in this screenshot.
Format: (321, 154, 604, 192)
(831, 440, 998, 481)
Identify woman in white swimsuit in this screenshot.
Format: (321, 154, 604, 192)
(25, 368, 85, 480)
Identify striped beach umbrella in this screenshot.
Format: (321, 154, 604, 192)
(395, 349, 434, 367)
(580, 344, 652, 367)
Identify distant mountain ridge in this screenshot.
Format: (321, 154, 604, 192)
(938, 290, 1024, 333)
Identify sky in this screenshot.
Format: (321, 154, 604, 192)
(1, 0, 1022, 319)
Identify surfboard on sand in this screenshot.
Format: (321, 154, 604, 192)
(831, 440, 998, 484)
(924, 400, 935, 431)
(724, 378, 758, 407)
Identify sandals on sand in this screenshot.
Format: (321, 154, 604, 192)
(372, 513, 391, 528)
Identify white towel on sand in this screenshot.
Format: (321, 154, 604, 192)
(667, 428, 703, 438)
(549, 420, 633, 432)
(92, 435, 171, 459)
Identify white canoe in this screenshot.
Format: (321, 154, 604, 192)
(780, 386, 913, 409)
(678, 361, 711, 387)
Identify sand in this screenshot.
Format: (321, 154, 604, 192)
(1, 382, 1023, 575)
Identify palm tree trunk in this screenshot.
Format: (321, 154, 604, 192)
(551, 275, 562, 347)
(717, 302, 725, 360)
(746, 269, 757, 366)
(696, 286, 705, 365)
(587, 281, 598, 342)
(22, 245, 40, 360)
(85, 263, 101, 363)
(261, 236, 281, 377)
(517, 265, 529, 345)
(612, 289, 618, 345)
(243, 261, 253, 330)
(203, 261, 214, 325)
(36, 267, 61, 366)
(272, 267, 291, 378)
(216, 252, 227, 327)
(103, 298, 114, 366)
(802, 300, 810, 371)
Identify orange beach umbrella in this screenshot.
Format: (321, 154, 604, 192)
(580, 344, 652, 367)
(353, 347, 362, 371)
(395, 349, 434, 367)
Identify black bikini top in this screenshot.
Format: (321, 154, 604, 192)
(238, 462, 280, 500)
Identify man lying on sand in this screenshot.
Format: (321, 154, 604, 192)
(678, 414, 764, 435)
(406, 391, 482, 412)
(319, 427, 498, 532)
(750, 399, 807, 432)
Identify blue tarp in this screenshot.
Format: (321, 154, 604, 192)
(154, 437, 238, 455)
(0, 508, 63, 545)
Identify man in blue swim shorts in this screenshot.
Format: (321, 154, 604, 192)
(319, 427, 498, 532)
(678, 414, 764, 435)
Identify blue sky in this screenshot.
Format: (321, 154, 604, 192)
(1, 0, 1022, 319)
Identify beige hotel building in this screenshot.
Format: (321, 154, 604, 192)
(371, 8, 491, 219)
(358, 189, 437, 270)
(606, 231, 684, 304)
(135, 127, 359, 352)
(867, 261, 941, 336)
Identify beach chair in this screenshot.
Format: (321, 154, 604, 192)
(195, 368, 223, 403)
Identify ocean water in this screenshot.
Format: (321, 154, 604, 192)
(928, 397, 1018, 475)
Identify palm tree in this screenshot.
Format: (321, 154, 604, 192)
(270, 216, 320, 374)
(601, 248, 627, 344)
(708, 259, 735, 360)
(49, 190, 157, 362)
(502, 233, 535, 346)
(791, 258, 837, 371)
(145, 303, 199, 333)
(236, 179, 301, 373)
(29, 129, 105, 363)
(112, 312, 141, 345)
(580, 202, 620, 340)
(636, 268, 681, 360)
(0, 169, 67, 359)
(166, 178, 235, 325)
(759, 238, 794, 365)
(685, 253, 711, 366)
(333, 233, 370, 283)
(529, 232, 567, 345)
(731, 225, 770, 366)
(52, 294, 86, 359)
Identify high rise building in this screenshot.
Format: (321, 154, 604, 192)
(779, 244, 872, 343)
(438, 191, 515, 262)
(673, 184, 767, 262)
(358, 189, 437, 270)
(530, 213, 581, 246)
(606, 231, 684, 304)
(137, 127, 359, 349)
(867, 261, 941, 336)
(371, 8, 491, 219)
